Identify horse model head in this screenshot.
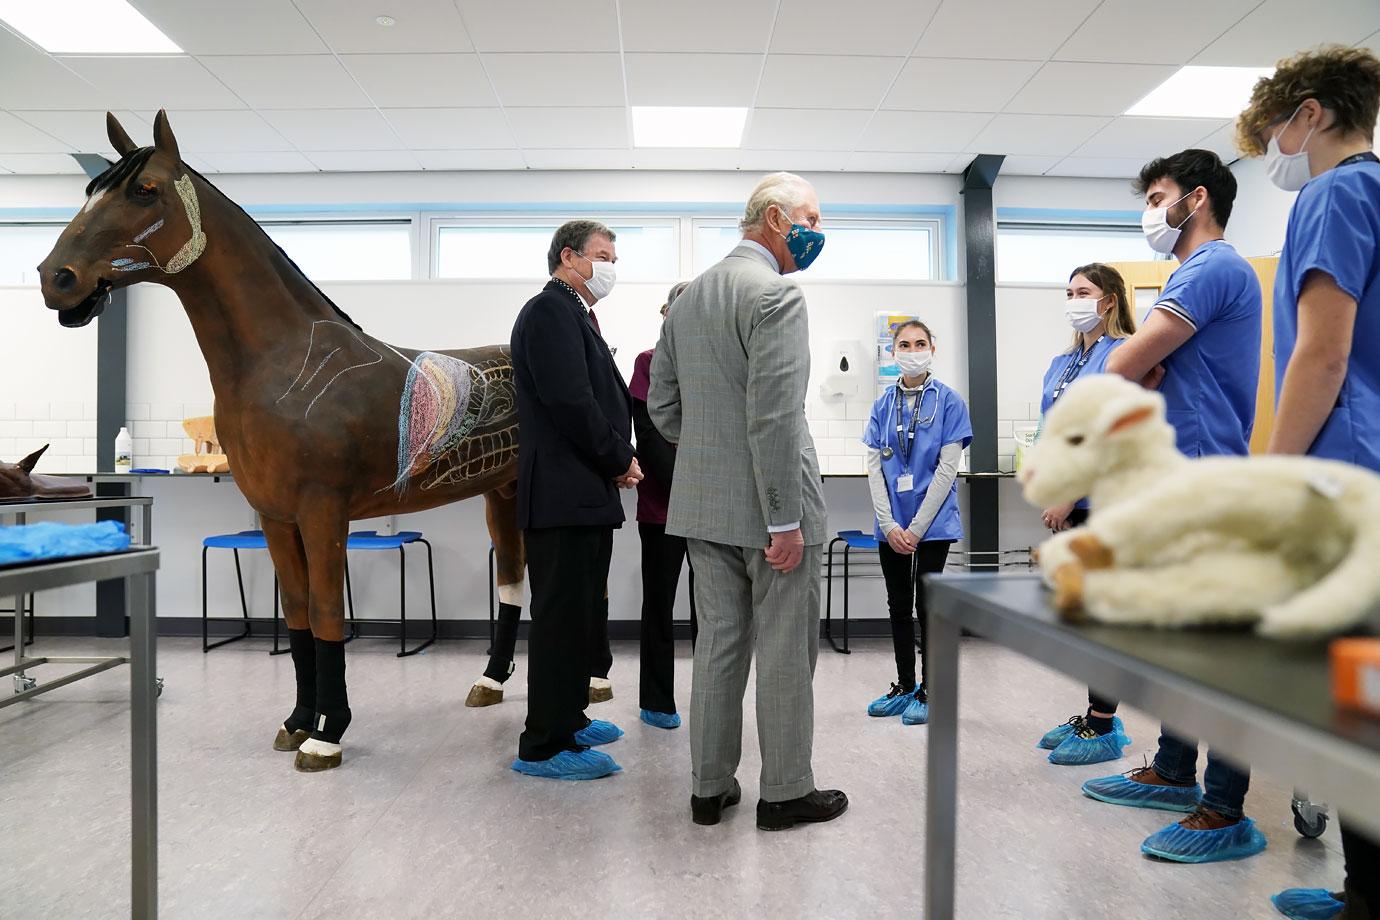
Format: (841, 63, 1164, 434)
(0, 445, 50, 500)
(39, 110, 205, 328)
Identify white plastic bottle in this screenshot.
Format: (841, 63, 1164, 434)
(114, 426, 133, 472)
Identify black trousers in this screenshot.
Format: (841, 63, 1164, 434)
(877, 539, 953, 689)
(637, 522, 696, 715)
(1065, 508, 1120, 716)
(518, 525, 613, 762)
(1343, 822, 1380, 919)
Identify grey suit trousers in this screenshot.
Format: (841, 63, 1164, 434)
(687, 538, 822, 803)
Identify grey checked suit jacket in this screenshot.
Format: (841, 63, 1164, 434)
(648, 244, 826, 549)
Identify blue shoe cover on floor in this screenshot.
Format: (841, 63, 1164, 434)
(868, 683, 914, 717)
(1271, 888, 1345, 919)
(901, 695, 929, 725)
(1082, 772, 1201, 812)
(511, 749, 621, 780)
(574, 719, 624, 746)
(1038, 714, 1124, 750)
(1048, 726, 1132, 765)
(640, 709, 681, 730)
(0, 520, 130, 565)
(1141, 816, 1267, 863)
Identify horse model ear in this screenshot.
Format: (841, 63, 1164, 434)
(18, 444, 50, 474)
(152, 109, 181, 166)
(107, 112, 139, 157)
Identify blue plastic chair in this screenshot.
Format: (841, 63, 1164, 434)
(340, 530, 438, 657)
(202, 530, 277, 653)
(824, 529, 880, 655)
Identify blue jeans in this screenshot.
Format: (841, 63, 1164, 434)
(1152, 728, 1251, 820)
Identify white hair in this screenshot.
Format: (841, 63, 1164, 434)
(739, 171, 813, 231)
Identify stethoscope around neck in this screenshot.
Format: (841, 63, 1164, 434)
(880, 378, 938, 462)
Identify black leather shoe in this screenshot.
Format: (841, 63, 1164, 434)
(756, 789, 849, 831)
(691, 778, 742, 826)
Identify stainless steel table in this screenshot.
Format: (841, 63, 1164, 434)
(924, 573, 1380, 920)
(0, 548, 161, 919)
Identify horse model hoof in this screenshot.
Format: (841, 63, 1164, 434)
(588, 678, 613, 704)
(1069, 533, 1114, 570)
(273, 726, 310, 752)
(465, 682, 504, 707)
(294, 738, 343, 772)
(1052, 563, 1087, 619)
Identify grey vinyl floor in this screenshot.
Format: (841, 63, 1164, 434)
(0, 635, 1343, 920)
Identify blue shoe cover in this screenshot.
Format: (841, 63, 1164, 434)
(511, 749, 621, 780)
(1082, 772, 1201, 812)
(640, 709, 681, 730)
(1141, 816, 1267, 863)
(574, 719, 624, 746)
(1271, 888, 1345, 919)
(1048, 726, 1132, 765)
(901, 695, 929, 725)
(1038, 714, 1124, 750)
(868, 682, 914, 717)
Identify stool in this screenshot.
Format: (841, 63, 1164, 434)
(202, 530, 278, 653)
(824, 529, 880, 655)
(340, 530, 438, 658)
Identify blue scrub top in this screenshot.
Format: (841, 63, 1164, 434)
(1274, 158, 1380, 473)
(1039, 336, 1126, 509)
(1152, 240, 1262, 457)
(863, 378, 973, 542)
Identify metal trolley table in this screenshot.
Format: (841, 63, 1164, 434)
(924, 573, 1380, 920)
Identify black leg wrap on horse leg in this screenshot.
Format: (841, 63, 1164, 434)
(483, 602, 521, 683)
(310, 637, 351, 744)
(283, 628, 317, 734)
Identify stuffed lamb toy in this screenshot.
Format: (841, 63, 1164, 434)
(1019, 375, 1380, 638)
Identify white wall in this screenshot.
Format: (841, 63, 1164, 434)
(1225, 155, 1298, 259)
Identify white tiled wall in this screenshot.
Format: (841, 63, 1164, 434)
(0, 401, 98, 473)
(124, 400, 215, 472)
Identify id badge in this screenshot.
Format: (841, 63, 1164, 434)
(896, 474, 914, 493)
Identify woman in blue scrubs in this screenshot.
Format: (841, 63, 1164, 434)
(863, 319, 972, 725)
(1033, 263, 1138, 765)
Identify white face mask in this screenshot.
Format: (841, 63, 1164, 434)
(896, 350, 932, 378)
(1141, 189, 1198, 255)
(577, 252, 616, 301)
(1264, 105, 1317, 192)
(1064, 297, 1103, 333)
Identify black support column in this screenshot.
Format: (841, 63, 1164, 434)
(960, 155, 1003, 572)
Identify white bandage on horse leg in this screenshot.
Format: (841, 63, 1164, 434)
(298, 738, 342, 757)
(498, 581, 524, 606)
(473, 676, 503, 690)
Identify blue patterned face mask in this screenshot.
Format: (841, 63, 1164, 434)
(775, 206, 825, 271)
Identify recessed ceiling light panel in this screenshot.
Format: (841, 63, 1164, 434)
(632, 106, 748, 148)
(1126, 65, 1273, 119)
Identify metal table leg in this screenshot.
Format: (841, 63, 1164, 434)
(129, 568, 158, 920)
(925, 600, 960, 920)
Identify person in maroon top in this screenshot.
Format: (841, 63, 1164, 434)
(632, 281, 696, 729)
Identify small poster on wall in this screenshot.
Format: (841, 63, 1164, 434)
(875, 312, 921, 395)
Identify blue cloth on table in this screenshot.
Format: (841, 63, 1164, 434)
(0, 521, 130, 566)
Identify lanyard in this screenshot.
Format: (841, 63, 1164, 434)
(1336, 151, 1380, 168)
(1050, 336, 1103, 405)
(893, 380, 937, 464)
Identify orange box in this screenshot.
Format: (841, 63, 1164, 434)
(1331, 638, 1380, 717)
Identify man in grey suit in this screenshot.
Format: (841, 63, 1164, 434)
(649, 172, 847, 831)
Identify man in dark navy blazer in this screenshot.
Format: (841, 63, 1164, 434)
(509, 220, 641, 780)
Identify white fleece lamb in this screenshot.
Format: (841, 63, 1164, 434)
(1019, 375, 1380, 638)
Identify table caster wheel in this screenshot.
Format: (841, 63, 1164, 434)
(155, 678, 165, 698)
(1292, 799, 1329, 839)
(13, 675, 37, 693)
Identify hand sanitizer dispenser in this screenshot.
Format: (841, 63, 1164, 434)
(819, 340, 867, 400)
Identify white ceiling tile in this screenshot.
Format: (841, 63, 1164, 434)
(1055, 0, 1262, 65)
(1005, 62, 1178, 116)
(1045, 156, 1152, 178)
(196, 152, 318, 173)
(483, 53, 625, 107)
(739, 149, 851, 171)
(770, 0, 940, 55)
(973, 154, 1063, 175)
(455, 0, 620, 52)
(341, 54, 496, 107)
(7, 110, 144, 155)
(858, 111, 991, 153)
(1074, 116, 1230, 158)
(756, 55, 901, 110)
(56, 56, 244, 110)
(624, 54, 761, 106)
(744, 108, 870, 149)
(846, 151, 958, 172)
(505, 107, 629, 148)
(415, 149, 526, 170)
(1193, 0, 1380, 66)
(631, 148, 742, 170)
(138, 109, 294, 152)
(620, 0, 776, 53)
(303, 151, 420, 172)
(968, 113, 1108, 156)
(522, 149, 633, 169)
(913, 0, 1101, 60)
(0, 153, 84, 174)
(0, 30, 109, 110)
(885, 58, 1040, 112)
(259, 109, 402, 151)
(295, 0, 474, 53)
(1196, 123, 1245, 162)
(198, 56, 370, 109)
(128, 0, 326, 54)
(382, 108, 515, 149)
(0, 112, 73, 152)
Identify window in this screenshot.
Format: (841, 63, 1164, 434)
(259, 220, 413, 281)
(997, 223, 1157, 284)
(0, 223, 64, 285)
(432, 219, 678, 280)
(692, 218, 941, 281)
